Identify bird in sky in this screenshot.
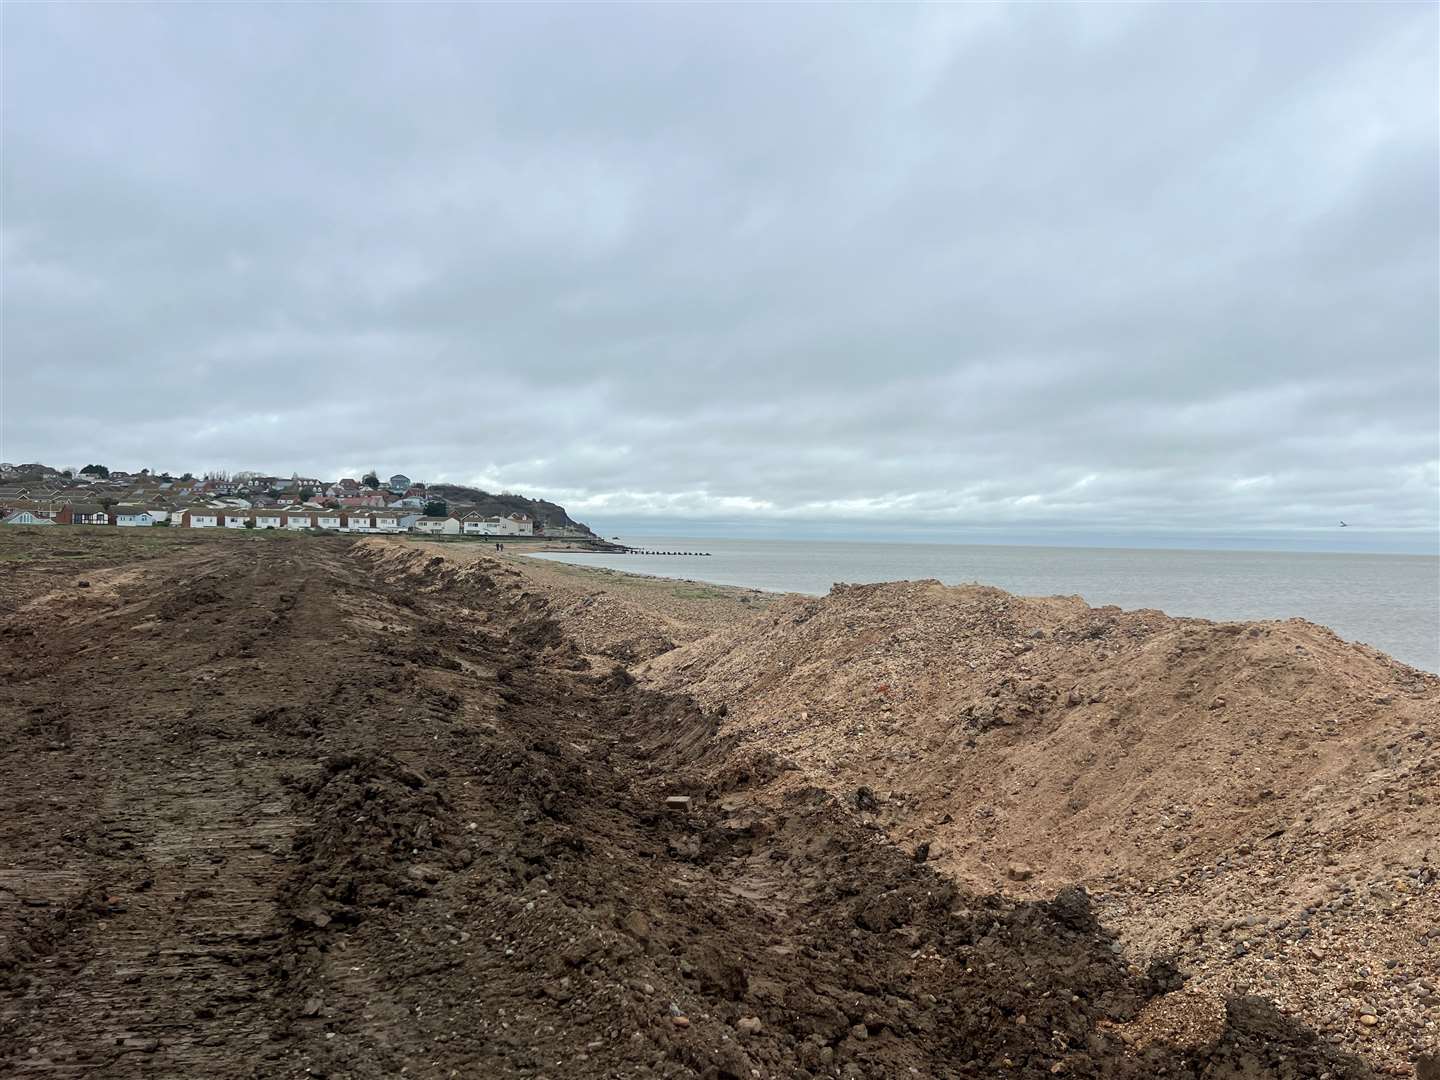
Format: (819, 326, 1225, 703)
(1339, 521, 1349, 527)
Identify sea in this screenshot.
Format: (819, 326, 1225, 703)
(529, 535, 1440, 673)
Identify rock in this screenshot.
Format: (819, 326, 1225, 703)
(1359, 1014, 1378, 1026)
(1208, 697, 1226, 710)
(671, 1016, 690, 1029)
(665, 795, 694, 814)
(621, 909, 651, 942)
(1006, 863, 1036, 882)
(854, 786, 879, 812)
(302, 996, 322, 1017)
(406, 863, 442, 883)
(849, 1023, 868, 1041)
(736, 1016, 763, 1036)
(912, 842, 930, 863)
(77, 580, 90, 588)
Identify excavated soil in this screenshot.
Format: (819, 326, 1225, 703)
(0, 530, 1399, 1078)
(636, 580, 1440, 1073)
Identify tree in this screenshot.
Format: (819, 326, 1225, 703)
(298, 488, 315, 502)
(60, 469, 73, 479)
(362, 471, 380, 490)
(424, 500, 448, 517)
(180, 472, 195, 482)
(80, 464, 109, 478)
(242, 518, 256, 530)
(98, 496, 117, 512)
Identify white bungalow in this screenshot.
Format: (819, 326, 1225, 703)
(371, 512, 414, 532)
(414, 516, 462, 535)
(284, 512, 313, 530)
(223, 511, 251, 529)
(113, 507, 156, 527)
(344, 513, 372, 532)
(185, 511, 219, 528)
(315, 513, 343, 530)
(254, 513, 283, 530)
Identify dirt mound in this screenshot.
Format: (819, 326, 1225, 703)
(0, 531, 1392, 1077)
(641, 579, 1440, 1068)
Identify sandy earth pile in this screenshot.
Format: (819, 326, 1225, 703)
(636, 580, 1440, 1072)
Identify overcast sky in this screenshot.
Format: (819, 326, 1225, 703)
(3, 4, 1436, 544)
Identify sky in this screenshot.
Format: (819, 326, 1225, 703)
(3, 3, 1437, 550)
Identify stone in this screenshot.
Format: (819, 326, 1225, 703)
(736, 1017, 763, 1036)
(1006, 864, 1036, 882)
(665, 795, 694, 813)
(671, 1016, 690, 1029)
(1359, 1014, 1378, 1027)
(621, 910, 651, 942)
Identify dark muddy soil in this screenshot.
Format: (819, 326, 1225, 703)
(0, 532, 1377, 1078)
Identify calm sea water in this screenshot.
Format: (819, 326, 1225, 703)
(530, 536, 1440, 673)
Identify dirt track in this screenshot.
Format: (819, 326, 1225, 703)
(0, 531, 1382, 1077)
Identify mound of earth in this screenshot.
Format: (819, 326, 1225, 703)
(640, 579, 1440, 1069)
(0, 531, 1384, 1078)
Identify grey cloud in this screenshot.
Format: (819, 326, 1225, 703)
(2, 3, 1436, 543)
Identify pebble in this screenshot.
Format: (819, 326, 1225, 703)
(736, 1017, 763, 1035)
(671, 1016, 690, 1029)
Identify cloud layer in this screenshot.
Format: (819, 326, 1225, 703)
(3, 5, 1436, 538)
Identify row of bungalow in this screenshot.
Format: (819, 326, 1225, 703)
(1, 504, 537, 536)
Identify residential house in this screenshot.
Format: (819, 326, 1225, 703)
(111, 506, 156, 527)
(461, 512, 496, 535)
(284, 511, 314, 530)
(370, 511, 419, 532)
(344, 513, 372, 532)
(371, 511, 404, 532)
(414, 516, 461, 535)
(223, 511, 251, 529)
(315, 512, 343, 530)
(254, 513, 283, 529)
(388, 496, 426, 510)
(1, 508, 54, 526)
(183, 510, 219, 528)
(60, 503, 108, 526)
(340, 493, 386, 508)
(387, 473, 411, 494)
(498, 513, 534, 536)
